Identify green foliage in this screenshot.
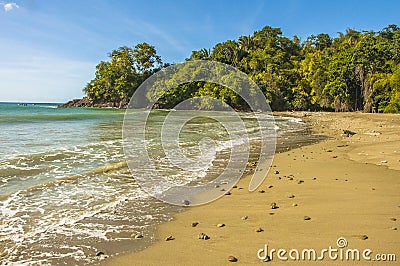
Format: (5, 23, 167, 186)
(384, 103, 399, 113)
(83, 25, 400, 112)
(84, 43, 162, 104)
(384, 90, 400, 113)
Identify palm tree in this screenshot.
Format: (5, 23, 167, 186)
(238, 35, 254, 52)
(199, 48, 211, 59)
(189, 48, 211, 60)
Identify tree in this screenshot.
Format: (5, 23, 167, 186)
(84, 43, 162, 105)
(211, 40, 244, 67)
(132, 43, 162, 74)
(82, 24, 400, 113)
(188, 48, 211, 60)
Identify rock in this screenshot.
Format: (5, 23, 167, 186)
(274, 170, 279, 174)
(271, 202, 278, 209)
(332, 155, 338, 158)
(303, 216, 311, 220)
(288, 177, 294, 180)
(192, 222, 199, 227)
(343, 130, 357, 137)
(165, 235, 175, 241)
(327, 149, 333, 152)
(198, 233, 210, 240)
(258, 190, 265, 193)
(313, 177, 317, 180)
(359, 235, 368, 240)
(241, 215, 248, 220)
(225, 191, 231, 195)
(268, 185, 273, 188)
(228, 255, 238, 262)
(214, 185, 220, 188)
(182, 200, 190, 206)
(232, 185, 238, 188)
(255, 227, 264, 232)
(269, 212, 275, 215)
(390, 217, 397, 221)
(220, 188, 226, 191)
(131, 233, 143, 239)
(381, 160, 388, 163)
(217, 223, 225, 228)
(297, 180, 304, 184)
(292, 203, 298, 207)
(59, 97, 93, 108)
(391, 227, 397, 230)
(96, 251, 105, 256)
(288, 194, 295, 198)
(58, 97, 128, 109)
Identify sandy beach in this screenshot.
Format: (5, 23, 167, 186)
(106, 112, 399, 265)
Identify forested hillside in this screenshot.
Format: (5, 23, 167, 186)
(70, 25, 400, 113)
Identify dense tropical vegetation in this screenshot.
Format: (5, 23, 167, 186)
(79, 24, 400, 113)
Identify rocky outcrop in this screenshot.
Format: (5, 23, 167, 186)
(58, 97, 92, 108)
(58, 97, 128, 109)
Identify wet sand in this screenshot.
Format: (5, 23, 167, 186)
(106, 112, 399, 265)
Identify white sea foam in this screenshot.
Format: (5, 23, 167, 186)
(0, 109, 309, 264)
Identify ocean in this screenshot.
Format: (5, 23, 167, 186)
(0, 102, 314, 265)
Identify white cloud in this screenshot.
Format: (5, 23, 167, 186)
(3, 2, 19, 12)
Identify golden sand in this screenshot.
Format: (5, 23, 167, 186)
(107, 112, 399, 265)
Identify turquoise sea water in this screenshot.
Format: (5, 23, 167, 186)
(0, 102, 310, 264)
(0, 103, 125, 196)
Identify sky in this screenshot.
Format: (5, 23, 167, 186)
(1, 0, 399, 103)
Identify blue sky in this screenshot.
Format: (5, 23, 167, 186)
(1, 0, 399, 102)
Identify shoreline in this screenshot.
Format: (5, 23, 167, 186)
(106, 112, 399, 265)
